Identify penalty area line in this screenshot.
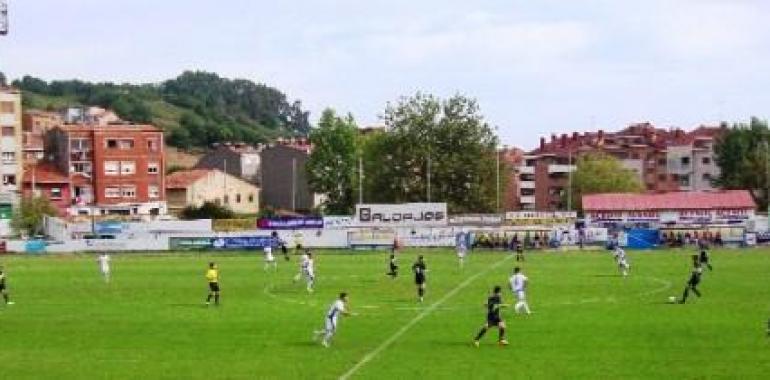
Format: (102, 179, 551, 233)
(338, 254, 513, 380)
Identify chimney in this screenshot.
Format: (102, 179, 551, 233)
(551, 134, 557, 143)
(572, 132, 579, 142)
(560, 134, 567, 147)
(539, 137, 546, 150)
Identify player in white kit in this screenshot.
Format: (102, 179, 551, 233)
(263, 244, 277, 271)
(313, 292, 350, 347)
(613, 247, 630, 277)
(509, 267, 531, 315)
(456, 240, 468, 269)
(303, 251, 315, 293)
(97, 253, 111, 283)
(294, 251, 309, 282)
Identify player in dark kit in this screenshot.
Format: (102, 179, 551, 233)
(0, 267, 14, 305)
(699, 248, 712, 271)
(413, 255, 427, 302)
(679, 255, 703, 304)
(473, 285, 508, 347)
(386, 254, 398, 279)
(515, 244, 525, 262)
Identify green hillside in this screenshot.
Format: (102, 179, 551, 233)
(10, 71, 311, 148)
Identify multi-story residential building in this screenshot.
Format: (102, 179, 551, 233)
(46, 123, 166, 216)
(21, 162, 71, 216)
(515, 123, 724, 211)
(0, 87, 22, 214)
(166, 169, 260, 214)
(195, 143, 262, 184)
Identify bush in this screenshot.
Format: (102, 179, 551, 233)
(180, 201, 235, 220)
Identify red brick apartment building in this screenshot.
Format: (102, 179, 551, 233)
(514, 123, 724, 211)
(44, 124, 166, 216)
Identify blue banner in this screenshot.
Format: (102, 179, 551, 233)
(257, 217, 324, 229)
(170, 236, 276, 250)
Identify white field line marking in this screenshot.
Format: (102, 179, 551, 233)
(338, 255, 513, 380)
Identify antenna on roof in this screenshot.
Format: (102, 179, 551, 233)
(0, 0, 8, 36)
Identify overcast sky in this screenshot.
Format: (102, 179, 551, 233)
(0, 0, 768, 149)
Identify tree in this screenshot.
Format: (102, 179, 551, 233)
(714, 117, 769, 210)
(568, 152, 644, 211)
(306, 109, 358, 214)
(11, 196, 59, 236)
(0, 71, 6, 87)
(366, 93, 502, 213)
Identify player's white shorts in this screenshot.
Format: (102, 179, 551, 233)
(457, 250, 466, 258)
(305, 271, 315, 281)
(515, 290, 526, 301)
(265, 256, 275, 262)
(100, 267, 110, 275)
(618, 260, 629, 269)
(325, 316, 338, 333)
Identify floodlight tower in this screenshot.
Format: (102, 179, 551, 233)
(0, 0, 7, 36)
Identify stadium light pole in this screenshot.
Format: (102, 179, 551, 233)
(358, 154, 363, 204)
(495, 126, 501, 213)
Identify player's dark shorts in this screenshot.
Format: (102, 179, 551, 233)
(296, 244, 303, 250)
(700, 257, 709, 263)
(390, 264, 398, 271)
(415, 275, 425, 285)
(688, 278, 700, 286)
(0, 284, 5, 292)
(209, 282, 220, 292)
(487, 313, 502, 326)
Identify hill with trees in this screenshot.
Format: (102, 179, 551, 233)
(7, 71, 311, 149)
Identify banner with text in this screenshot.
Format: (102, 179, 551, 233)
(355, 203, 448, 227)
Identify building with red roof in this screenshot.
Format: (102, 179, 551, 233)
(21, 162, 71, 216)
(583, 190, 755, 225)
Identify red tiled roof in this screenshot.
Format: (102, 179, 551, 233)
(22, 162, 69, 184)
(583, 190, 755, 211)
(59, 124, 161, 132)
(166, 169, 213, 189)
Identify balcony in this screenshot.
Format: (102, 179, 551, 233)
(517, 166, 535, 175)
(519, 181, 535, 189)
(520, 195, 535, 204)
(547, 164, 575, 174)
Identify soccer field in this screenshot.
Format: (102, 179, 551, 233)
(0, 248, 768, 379)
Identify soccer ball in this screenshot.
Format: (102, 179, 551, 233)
(668, 296, 677, 304)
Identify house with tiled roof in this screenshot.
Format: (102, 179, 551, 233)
(166, 169, 260, 214)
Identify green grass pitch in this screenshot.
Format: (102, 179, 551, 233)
(0, 248, 768, 379)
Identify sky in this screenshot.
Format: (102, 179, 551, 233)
(0, 0, 768, 150)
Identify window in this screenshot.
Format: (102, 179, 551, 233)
(681, 157, 690, 165)
(104, 161, 119, 176)
(147, 138, 159, 152)
(147, 162, 159, 174)
(658, 158, 667, 166)
(148, 185, 160, 199)
(702, 157, 711, 165)
(121, 186, 136, 198)
(678, 174, 690, 187)
(118, 139, 134, 149)
(702, 173, 712, 181)
(2, 175, 15, 185)
(2, 126, 14, 136)
(658, 174, 668, 181)
(106, 139, 118, 148)
(224, 195, 229, 204)
(120, 161, 136, 175)
(105, 187, 121, 198)
(236, 194, 242, 203)
(1, 152, 15, 162)
(50, 187, 62, 199)
(0, 101, 14, 113)
(72, 162, 92, 174)
(248, 194, 255, 203)
(71, 139, 91, 151)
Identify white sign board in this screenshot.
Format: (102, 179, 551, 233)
(355, 203, 448, 227)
